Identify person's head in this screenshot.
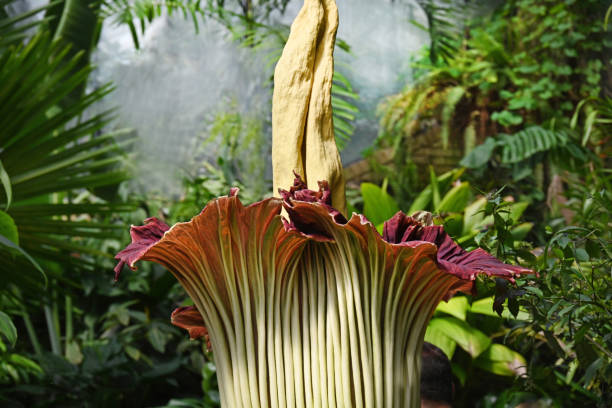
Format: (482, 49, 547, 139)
(421, 342, 454, 408)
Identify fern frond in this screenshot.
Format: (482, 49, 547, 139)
(332, 70, 359, 150)
(498, 126, 570, 163)
(379, 82, 441, 154)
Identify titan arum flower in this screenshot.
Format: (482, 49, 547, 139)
(114, 1, 533, 406)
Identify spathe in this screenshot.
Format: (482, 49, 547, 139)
(115, 178, 533, 407)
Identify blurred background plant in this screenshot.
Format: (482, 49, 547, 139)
(377, 0, 610, 213)
(1, 0, 610, 407)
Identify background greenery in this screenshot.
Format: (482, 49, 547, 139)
(0, 0, 610, 407)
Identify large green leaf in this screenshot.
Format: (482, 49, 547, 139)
(427, 316, 491, 358)
(474, 344, 526, 376)
(424, 322, 457, 359)
(0, 209, 18, 245)
(408, 168, 464, 213)
(0, 311, 17, 348)
(435, 295, 469, 321)
(361, 182, 400, 228)
(436, 181, 472, 213)
(460, 137, 497, 169)
(0, 159, 11, 210)
(510, 222, 533, 241)
(462, 197, 488, 235)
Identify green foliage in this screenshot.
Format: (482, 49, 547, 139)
(0, 209, 18, 246)
(0, 343, 43, 385)
(507, 168, 612, 406)
(428, 315, 492, 359)
(0, 256, 213, 406)
(460, 126, 584, 168)
(0, 311, 43, 385)
(360, 182, 399, 230)
(45, 0, 102, 104)
(101, 0, 291, 49)
(0, 4, 207, 407)
(100, 0, 291, 53)
(571, 97, 612, 152)
(407, 168, 463, 213)
(412, 0, 468, 65)
(498, 127, 569, 165)
(0, 27, 135, 294)
(202, 101, 268, 198)
(101, 0, 207, 49)
(0, 160, 12, 210)
(444, 158, 612, 405)
(0, 0, 55, 48)
(427, 298, 528, 380)
(331, 70, 360, 149)
(0, 311, 17, 348)
(357, 169, 533, 249)
(379, 0, 609, 178)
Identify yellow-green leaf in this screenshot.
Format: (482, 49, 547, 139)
(0, 210, 18, 245)
(0, 311, 17, 348)
(427, 316, 491, 358)
(361, 182, 399, 226)
(474, 344, 526, 376)
(425, 322, 457, 359)
(0, 160, 11, 210)
(435, 295, 469, 321)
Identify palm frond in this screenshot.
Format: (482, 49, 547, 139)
(100, 0, 207, 49)
(0, 28, 135, 294)
(0, 0, 60, 49)
(44, 0, 102, 102)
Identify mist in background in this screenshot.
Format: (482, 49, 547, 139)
(90, 0, 429, 195)
(91, 17, 271, 196)
(332, 0, 428, 161)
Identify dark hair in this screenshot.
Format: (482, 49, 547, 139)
(421, 342, 454, 404)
